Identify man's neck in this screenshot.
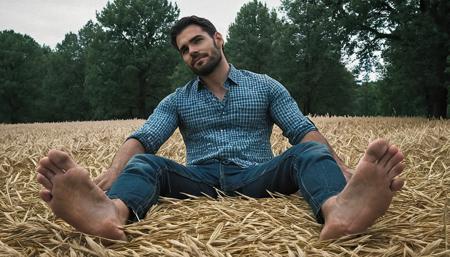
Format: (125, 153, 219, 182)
(200, 58, 230, 91)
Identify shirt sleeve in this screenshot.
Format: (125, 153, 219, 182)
(128, 92, 179, 153)
(267, 75, 317, 145)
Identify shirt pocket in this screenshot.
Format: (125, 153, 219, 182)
(230, 93, 268, 128)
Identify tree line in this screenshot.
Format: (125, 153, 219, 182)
(1, 0, 448, 123)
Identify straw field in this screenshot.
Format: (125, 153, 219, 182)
(0, 117, 448, 256)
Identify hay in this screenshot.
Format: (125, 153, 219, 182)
(0, 117, 448, 256)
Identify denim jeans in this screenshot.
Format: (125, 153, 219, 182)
(107, 141, 346, 223)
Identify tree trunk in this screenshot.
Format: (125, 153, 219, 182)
(429, 40, 448, 118)
(426, 86, 448, 118)
(137, 71, 147, 119)
(423, 0, 449, 118)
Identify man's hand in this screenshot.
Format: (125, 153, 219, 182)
(94, 168, 121, 191)
(94, 138, 145, 191)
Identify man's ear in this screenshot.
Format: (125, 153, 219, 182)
(214, 32, 224, 47)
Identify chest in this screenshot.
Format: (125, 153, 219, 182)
(178, 86, 270, 130)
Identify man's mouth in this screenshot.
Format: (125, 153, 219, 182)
(192, 55, 208, 66)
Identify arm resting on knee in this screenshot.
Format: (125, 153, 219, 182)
(94, 138, 145, 190)
(300, 131, 353, 179)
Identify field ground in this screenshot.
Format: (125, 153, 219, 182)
(0, 117, 448, 256)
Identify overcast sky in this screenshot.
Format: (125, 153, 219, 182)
(0, 0, 281, 48)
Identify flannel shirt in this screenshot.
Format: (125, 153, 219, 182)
(129, 65, 317, 167)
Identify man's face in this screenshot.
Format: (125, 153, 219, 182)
(176, 25, 223, 76)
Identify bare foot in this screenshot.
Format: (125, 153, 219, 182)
(319, 139, 405, 240)
(36, 150, 128, 241)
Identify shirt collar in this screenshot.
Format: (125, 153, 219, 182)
(194, 64, 241, 91)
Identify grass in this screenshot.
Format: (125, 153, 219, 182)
(0, 117, 448, 256)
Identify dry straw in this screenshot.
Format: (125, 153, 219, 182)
(0, 117, 448, 256)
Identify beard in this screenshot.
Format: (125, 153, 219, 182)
(189, 43, 222, 76)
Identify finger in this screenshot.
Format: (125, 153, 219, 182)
(97, 180, 111, 191)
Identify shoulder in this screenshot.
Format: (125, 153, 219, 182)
(234, 68, 268, 84)
(164, 78, 198, 103)
(174, 79, 197, 95)
(234, 67, 286, 93)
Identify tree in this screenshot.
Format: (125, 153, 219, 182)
(328, 0, 449, 118)
(277, 0, 356, 115)
(168, 60, 196, 90)
(84, 0, 180, 119)
(353, 82, 381, 116)
(0, 30, 46, 123)
(40, 32, 90, 121)
(226, 0, 281, 76)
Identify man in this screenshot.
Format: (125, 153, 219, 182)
(35, 16, 405, 241)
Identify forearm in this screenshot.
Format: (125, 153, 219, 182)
(108, 138, 146, 174)
(300, 130, 349, 172)
(95, 138, 146, 190)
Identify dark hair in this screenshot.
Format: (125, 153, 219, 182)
(170, 16, 217, 50)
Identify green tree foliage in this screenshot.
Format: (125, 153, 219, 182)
(168, 60, 196, 90)
(40, 32, 90, 121)
(277, 0, 356, 115)
(1, 0, 447, 122)
(85, 0, 180, 119)
(329, 0, 449, 118)
(226, 0, 281, 76)
(353, 82, 381, 116)
(0, 31, 46, 123)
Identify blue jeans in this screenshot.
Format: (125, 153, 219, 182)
(107, 142, 346, 223)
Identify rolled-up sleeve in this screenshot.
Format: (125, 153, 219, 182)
(128, 92, 179, 153)
(268, 76, 317, 145)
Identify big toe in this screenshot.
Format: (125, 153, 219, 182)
(363, 139, 390, 163)
(48, 150, 77, 171)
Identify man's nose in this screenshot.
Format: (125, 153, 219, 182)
(189, 46, 200, 56)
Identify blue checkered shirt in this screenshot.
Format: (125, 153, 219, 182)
(129, 65, 317, 167)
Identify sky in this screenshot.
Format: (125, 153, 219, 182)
(0, 0, 282, 48)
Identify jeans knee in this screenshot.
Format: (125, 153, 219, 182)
(128, 154, 168, 173)
(290, 141, 331, 162)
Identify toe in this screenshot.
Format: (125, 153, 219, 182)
(37, 165, 56, 181)
(363, 139, 390, 163)
(37, 173, 53, 190)
(48, 150, 77, 171)
(390, 178, 405, 192)
(39, 189, 53, 202)
(39, 157, 64, 175)
(388, 162, 405, 180)
(379, 145, 399, 167)
(385, 151, 404, 171)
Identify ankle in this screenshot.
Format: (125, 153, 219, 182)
(112, 199, 129, 225)
(321, 196, 337, 222)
